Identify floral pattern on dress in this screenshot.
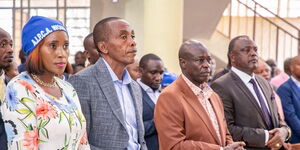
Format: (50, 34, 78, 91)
(0, 72, 90, 150)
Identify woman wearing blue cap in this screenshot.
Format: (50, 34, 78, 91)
(0, 16, 90, 150)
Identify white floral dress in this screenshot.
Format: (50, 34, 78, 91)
(0, 72, 90, 150)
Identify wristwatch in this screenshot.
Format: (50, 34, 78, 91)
(281, 125, 292, 142)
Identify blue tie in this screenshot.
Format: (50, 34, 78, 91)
(249, 78, 273, 129)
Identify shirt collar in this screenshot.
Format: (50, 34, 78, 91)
(231, 66, 256, 84)
(291, 76, 300, 88)
(182, 74, 213, 100)
(103, 58, 132, 84)
(137, 78, 161, 93)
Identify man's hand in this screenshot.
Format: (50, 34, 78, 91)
(267, 128, 288, 149)
(224, 142, 246, 150)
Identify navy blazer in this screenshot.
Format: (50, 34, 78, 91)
(277, 78, 300, 143)
(0, 116, 7, 150)
(140, 86, 159, 150)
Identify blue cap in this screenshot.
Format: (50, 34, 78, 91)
(22, 16, 67, 56)
(161, 72, 178, 86)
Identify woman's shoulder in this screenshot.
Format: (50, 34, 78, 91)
(7, 72, 35, 88)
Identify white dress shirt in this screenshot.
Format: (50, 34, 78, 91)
(137, 79, 160, 104)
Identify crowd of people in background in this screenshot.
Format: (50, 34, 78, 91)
(0, 15, 300, 150)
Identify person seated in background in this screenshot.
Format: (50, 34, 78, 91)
(127, 58, 141, 81)
(73, 64, 85, 74)
(73, 51, 86, 68)
(17, 50, 26, 73)
(254, 58, 285, 121)
(155, 39, 245, 150)
(83, 33, 100, 65)
(161, 71, 177, 89)
(277, 55, 300, 144)
(270, 57, 292, 89)
(4, 61, 19, 84)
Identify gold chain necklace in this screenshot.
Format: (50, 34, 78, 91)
(31, 74, 57, 88)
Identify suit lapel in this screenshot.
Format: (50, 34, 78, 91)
(93, 58, 126, 129)
(289, 78, 300, 100)
(255, 76, 277, 127)
(209, 94, 225, 146)
(140, 87, 155, 110)
(128, 82, 143, 142)
(178, 76, 221, 145)
(230, 72, 268, 126)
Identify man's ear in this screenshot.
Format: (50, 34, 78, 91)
(179, 58, 186, 70)
(139, 67, 144, 74)
(229, 52, 235, 65)
(97, 41, 108, 54)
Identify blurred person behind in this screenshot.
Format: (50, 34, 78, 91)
(127, 58, 141, 80)
(17, 50, 26, 73)
(4, 61, 19, 84)
(277, 55, 300, 144)
(270, 57, 292, 89)
(0, 16, 90, 150)
(161, 71, 177, 89)
(254, 58, 285, 122)
(83, 33, 100, 65)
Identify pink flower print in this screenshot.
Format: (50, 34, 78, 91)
(23, 128, 38, 150)
(36, 99, 58, 120)
(80, 132, 88, 145)
(18, 80, 35, 93)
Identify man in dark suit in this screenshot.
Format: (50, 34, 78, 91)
(137, 53, 164, 150)
(211, 35, 291, 150)
(0, 28, 14, 150)
(277, 55, 300, 143)
(69, 17, 147, 150)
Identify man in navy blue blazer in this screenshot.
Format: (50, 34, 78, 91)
(277, 55, 300, 143)
(137, 53, 164, 150)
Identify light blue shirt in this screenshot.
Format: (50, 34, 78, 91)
(103, 59, 140, 150)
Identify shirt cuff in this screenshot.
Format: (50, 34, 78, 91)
(265, 130, 269, 144)
(220, 147, 224, 150)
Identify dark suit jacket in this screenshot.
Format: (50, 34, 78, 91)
(211, 71, 286, 150)
(0, 115, 7, 150)
(277, 78, 300, 143)
(140, 86, 159, 150)
(69, 58, 147, 150)
(154, 76, 233, 150)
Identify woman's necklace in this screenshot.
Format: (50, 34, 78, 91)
(31, 74, 57, 88)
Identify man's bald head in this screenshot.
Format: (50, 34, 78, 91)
(93, 17, 122, 48)
(0, 28, 11, 39)
(179, 39, 208, 60)
(178, 39, 212, 86)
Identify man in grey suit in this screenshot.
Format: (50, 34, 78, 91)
(69, 17, 147, 150)
(211, 35, 291, 150)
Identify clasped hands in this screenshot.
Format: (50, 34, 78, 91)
(224, 142, 246, 150)
(267, 127, 290, 150)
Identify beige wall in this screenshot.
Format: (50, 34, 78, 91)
(143, 0, 183, 73)
(90, 0, 184, 73)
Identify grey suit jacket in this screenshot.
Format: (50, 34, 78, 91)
(211, 71, 286, 150)
(68, 58, 147, 150)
